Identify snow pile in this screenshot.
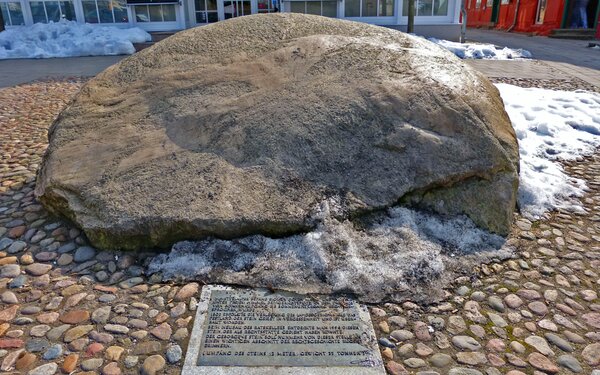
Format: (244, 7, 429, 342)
(148, 202, 508, 303)
(429, 38, 532, 60)
(496, 84, 600, 218)
(0, 20, 150, 59)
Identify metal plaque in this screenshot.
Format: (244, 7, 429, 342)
(183, 286, 384, 374)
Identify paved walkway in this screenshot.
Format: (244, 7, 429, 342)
(466, 28, 600, 71)
(0, 56, 125, 88)
(466, 29, 600, 89)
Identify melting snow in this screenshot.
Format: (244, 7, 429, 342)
(429, 38, 532, 60)
(496, 84, 600, 218)
(0, 20, 150, 59)
(149, 203, 508, 303)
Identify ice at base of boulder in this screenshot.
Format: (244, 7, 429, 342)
(148, 204, 510, 303)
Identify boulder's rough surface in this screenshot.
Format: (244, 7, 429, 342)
(36, 13, 519, 250)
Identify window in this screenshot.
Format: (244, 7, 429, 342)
(345, 0, 395, 16)
(289, 1, 337, 17)
(195, 0, 218, 23)
(0, 1, 25, 26)
(82, 0, 128, 23)
(258, 0, 279, 12)
(29, 0, 75, 23)
(475, 0, 481, 9)
(535, 0, 546, 24)
(403, 0, 447, 15)
(134, 4, 176, 22)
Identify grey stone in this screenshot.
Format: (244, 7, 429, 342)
(545, 333, 573, 352)
(525, 335, 555, 356)
(73, 246, 96, 262)
(379, 338, 395, 348)
(448, 368, 483, 375)
(81, 358, 103, 371)
(451, 336, 482, 351)
(390, 330, 414, 342)
(27, 363, 58, 375)
(37, 13, 519, 256)
(42, 344, 63, 360)
(487, 296, 505, 312)
(7, 241, 26, 254)
(404, 358, 426, 368)
(92, 306, 111, 324)
(166, 344, 182, 363)
(57, 243, 76, 254)
(429, 353, 453, 367)
(124, 355, 139, 368)
(0, 238, 13, 251)
(26, 338, 49, 352)
(558, 354, 582, 373)
(0, 264, 21, 278)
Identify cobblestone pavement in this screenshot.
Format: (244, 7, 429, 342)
(1, 77, 600, 375)
(1, 79, 192, 374)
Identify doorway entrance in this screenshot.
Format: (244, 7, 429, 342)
(223, 0, 251, 18)
(191, 0, 279, 24)
(562, 0, 599, 29)
(490, 0, 500, 23)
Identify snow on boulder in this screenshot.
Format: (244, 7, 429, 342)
(36, 13, 519, 251)
(0, 20, 150, 59)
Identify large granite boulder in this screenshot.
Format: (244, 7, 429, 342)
(36, 13, 519, 250)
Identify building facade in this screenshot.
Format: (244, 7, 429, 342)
(466, 0, 599, 36)
(1, 0, 463, 39)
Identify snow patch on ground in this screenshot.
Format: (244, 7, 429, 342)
(429, 38, 532, 60)
(0, 20, 150, 59)
(148, 203, 508, 303)
(496, 84, 600, 218)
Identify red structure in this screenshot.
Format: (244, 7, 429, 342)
(466, 0, 599, 37)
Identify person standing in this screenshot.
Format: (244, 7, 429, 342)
(571, 0, 590, 28)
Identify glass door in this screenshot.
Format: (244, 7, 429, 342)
(222, 0, 250, 18)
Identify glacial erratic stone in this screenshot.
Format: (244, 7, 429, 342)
(36, 13, 519, 250)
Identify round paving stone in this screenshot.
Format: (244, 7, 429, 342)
(528, 353, 559, 373)
(448, 368, 483, 375)
(166, 344, 182, 363)
(451, 336, 481, 351)
(141, 355, 165, 375)
(81, 358, 104, 371)
(27, 362, 58, 375)
(42, 344, 63, 360)
(390, 330, 414, 342)
(582, 343, 600, 366)
(557, 354, 582, 373)
(429, 353, 452, 367)
(528, 301, 548, 316)
(74, 247, 96, 263)
(404, 357, 426, 368)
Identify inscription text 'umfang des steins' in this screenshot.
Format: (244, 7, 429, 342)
(197, 289, 381, 367)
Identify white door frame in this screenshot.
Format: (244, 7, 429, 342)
(218, 0, 255, 20)
(128, 0, 185, 31)
(190, 0, 263, 25)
